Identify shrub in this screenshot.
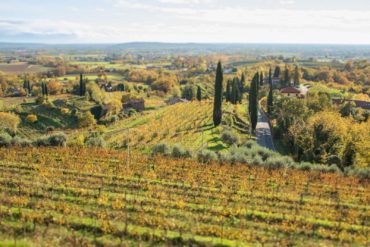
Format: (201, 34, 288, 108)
(151, 132, 158, 139)
(48, 132, 67, 147)
(35, 132, 67, 147)
(108, 115, 119, 123)
(87, 82, 105, 104)
(264, 156, 292, 169)
(347, 167, 370, 180)
(243, 140, 257, 149)
(11, 136, 32, 147)
(310, 164, 340, 173)
(34, 136, 50, 147)
(127, 108, 137, 117)
(0, 112, 21, 134)
(45, 126, 55, 133)
(197, 150, 218, 164)
(26, 114, 38, 123)
(60, 108, 70, 114)
(35, 96, 46, 105)
(295, 162, 313, 171)
(152, 143, 170, 156)
(78, 111, 96, 127)
(228, 152, 248, 164)
(256, 148, 275, 161)
(85, 136, 106, 148)
(221, 130, 240, 146)
(171, 144, 192, 159)
(0, 132, 12, 147)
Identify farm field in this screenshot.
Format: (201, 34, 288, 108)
(0, 147, 368, 246)
(55, 73, 126, 82)
(0, 62, 48, 74)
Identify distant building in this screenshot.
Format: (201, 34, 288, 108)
(123, 98, 145, 112)
(280, 85, 308, 98)
(280, 87, 302, 97)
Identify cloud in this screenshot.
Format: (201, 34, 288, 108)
(158, 0, 212, 4)
(1, 2, 370, 44)
(279, 0, 295, 5)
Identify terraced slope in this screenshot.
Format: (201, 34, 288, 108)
(0, 147, 368, 246)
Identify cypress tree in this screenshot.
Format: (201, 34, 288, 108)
(235, 77, 241, 103)
(41, 82, 45, 96)
(213, 61, 223, 127)
(273, 66, 281, 78)
(238, 75, 244, 102)
(196, 85, 202, 101)
(259, 72, 264, 86)
(240, 72, 245, 92)
(24, 80, 31, 95)
(267, 68, 273, 114)
(226, 80, 231, 102)
(283, 65, 290, 87)
(44, 83, 48, 97)
(294, 65, 300, 86)
(23, 79, 27, 91)
(249, 73, 259, 131)
(79, 73, 85, 96)
(231, 78, 240, 105)
(27, 81, 31, 94)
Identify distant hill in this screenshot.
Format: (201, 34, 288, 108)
(0, 42, 369, 58)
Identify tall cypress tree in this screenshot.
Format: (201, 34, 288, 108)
(213, 61, 223, 127)
(231, 78, 240, 105)
(267, 68, 273, 114)
(249, 73, 259, 131)
(41, 82, 45, 96)
(79, 73, 85, 96)
(283, 65, 290, 87)
(44, 83, 48, 97)
(240, 72, 245, 92)
(27, 81, 31, 94)
(23, 80, 31, 95)
(273, 66, 281, 78)
(238, 75, 244, 102)
(226, 80, 231, 102)
(23, 79, 28, 91)
(259, 72, 264, 86)
(294, 65, 300, 86)
(196, 85, 202, 101)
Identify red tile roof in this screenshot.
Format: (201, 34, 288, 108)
(280, 87, 301, 94)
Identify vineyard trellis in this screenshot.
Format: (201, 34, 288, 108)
(0, 147, 368, 246)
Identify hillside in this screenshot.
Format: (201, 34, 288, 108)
(67, 101, 250, 152)
(0, 147, 368, 246)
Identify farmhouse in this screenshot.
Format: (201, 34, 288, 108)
(280, 85, 308, 98)
(280, 87, 302, 97)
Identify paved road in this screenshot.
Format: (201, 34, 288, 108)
(256, 109, 276, 151)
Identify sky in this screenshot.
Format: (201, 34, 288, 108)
(0, 0, 370, 44)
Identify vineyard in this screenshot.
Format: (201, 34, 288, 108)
(104, 101, 248, 151)
(0, 147, 368, 246)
